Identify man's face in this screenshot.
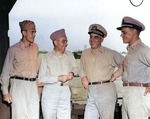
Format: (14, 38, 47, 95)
(55, 36, 68, 53)
(24, 29, 36, 43)
(22, 23, 36, 43)
(89, 33, 103, 49)
(120, 27, 135, 45)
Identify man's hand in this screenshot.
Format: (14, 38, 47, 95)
(110, 74, 116, 82)
(58, 72, 74, 83)
(81, 76, 89, 90)
(58, 75, 68, 82)
(67, 72, 74, 80)
(4, 94, 12, 103)
(144, 86, 150, 96)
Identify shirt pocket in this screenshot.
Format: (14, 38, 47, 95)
(128, 58, 140, 76)
(14, 54, 30, 72)
(15, 55, 29, 63)
(61, 60, 72, 74)
(84, 59, 91, 72)
(47, 63, 58, 75)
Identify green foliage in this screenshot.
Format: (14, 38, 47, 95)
(73, 50, 82, 59)
(38, 51, 48, 54)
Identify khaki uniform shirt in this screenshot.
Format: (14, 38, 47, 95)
(38, 50, 78, 84)
(0, 41, 38, 94)
(79, 46, 124, 82)
(113, 39, 150, 83)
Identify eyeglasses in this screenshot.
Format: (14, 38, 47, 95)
(23, 30, 36, 34)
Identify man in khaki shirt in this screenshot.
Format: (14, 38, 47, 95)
(0, 20, 39, 119)
(79, 24, 124, 119)
(111, 16, 150, 119)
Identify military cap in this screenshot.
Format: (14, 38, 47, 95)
(117, 16, 145, 31)
(50, 29, 66, 40)
(19, 20, 35, 31)
(88, 24, 107, 38)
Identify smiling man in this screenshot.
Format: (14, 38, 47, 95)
(111, 16, 150, 119)
(38, 29, 77, 119)
(79, 24, 124, 119)
(0, 20, 39, 119)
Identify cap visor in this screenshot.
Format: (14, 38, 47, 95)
(116, 27, 122, 30)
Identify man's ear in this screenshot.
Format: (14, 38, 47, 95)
(22, 31, 26, 36)
(133, 29, 138, 35)
(53, 39, 57, 46)
(101, 37, 104, 43)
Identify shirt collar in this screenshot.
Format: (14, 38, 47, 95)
(127, 39, 141, 51)
(90, 46, 104, 54)
(19, 40, 33, 50)
(52, 50, 68, 56)
(19, 41, 25, 50)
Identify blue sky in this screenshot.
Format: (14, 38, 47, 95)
(8, 0, 150, 52)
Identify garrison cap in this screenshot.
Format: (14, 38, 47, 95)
(88, 24, 107, 37)
(19, 20, 35, 32)
(117, 16, 145, 31)
(50, 29, 66, 40)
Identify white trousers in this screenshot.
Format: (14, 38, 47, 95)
(10, 79, 39, 119)
(42, 84, 71, 119)
(122, 86, 150, 119)
(84, 82, 117, 119)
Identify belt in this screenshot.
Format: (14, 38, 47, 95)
(123, 82, 149, 87)
(10, 76, 36, 81)
(89, 80, 110, 85)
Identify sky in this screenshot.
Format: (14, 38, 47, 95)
(8, 0, 150, 53)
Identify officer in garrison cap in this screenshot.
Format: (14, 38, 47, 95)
(79, 24, 124, 119)
(38, 29, 78, 119)
(0, 20, 39, 119)
(110, 16, 150, 119)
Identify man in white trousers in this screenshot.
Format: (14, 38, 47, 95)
(0, 20, 39, 119)
(38, 29, 78, 119)
(111, 16, 150, 119)
(79, 24, 124, 119)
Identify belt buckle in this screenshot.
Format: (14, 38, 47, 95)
(31, 78, 35, 81)
(60, 83, 63, 86)
(23, 77, 26, 80)
(26, 77, 30, 81)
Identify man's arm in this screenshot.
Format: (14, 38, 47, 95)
(0, 48, 14, 103)
(81, 76, 89, 90)
(78, 53, 89, 90)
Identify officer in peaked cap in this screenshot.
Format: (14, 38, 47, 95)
(111, 16, 150, 119)
(79, 23, 124, 119)
(88, 24, 107, 38)
(38, 28, 78, 119)
(117, 16, 145, 31)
